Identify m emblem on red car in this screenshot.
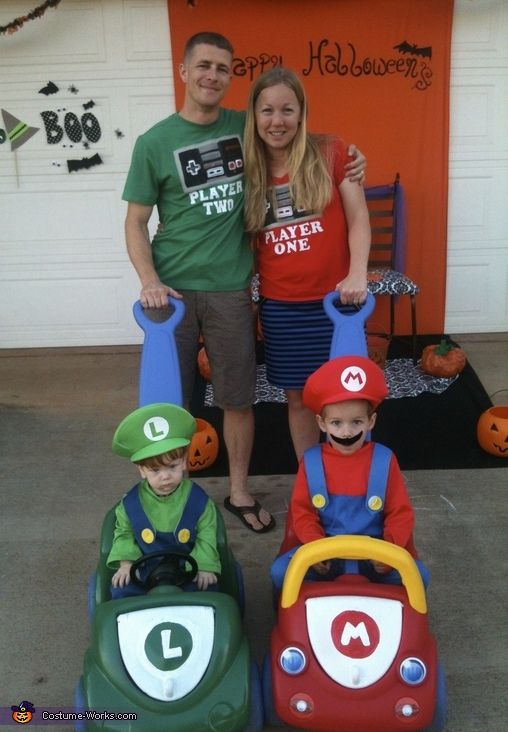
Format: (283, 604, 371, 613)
(331, 610, 380, 659)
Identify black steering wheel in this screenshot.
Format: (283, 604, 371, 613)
(130, 551, 198, 591)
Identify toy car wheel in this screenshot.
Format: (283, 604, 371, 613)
(235, 559, 246, 616)
(262, 652, 283, 727)
(87, 572, 96, 623)
(245, 660, 263, 732)
(425, 662, 447, 731)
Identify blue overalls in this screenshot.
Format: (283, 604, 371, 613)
(111, 481, 209, 599)
(271, 443, 429, 590)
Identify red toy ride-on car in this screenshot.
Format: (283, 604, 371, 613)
(264, 535, 446, 732)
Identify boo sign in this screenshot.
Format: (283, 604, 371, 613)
(40, 109, 102, 145)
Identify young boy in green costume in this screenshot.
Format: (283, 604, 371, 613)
(107, 403, 220, 598)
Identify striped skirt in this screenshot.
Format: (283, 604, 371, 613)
(259, 299, 334, 389)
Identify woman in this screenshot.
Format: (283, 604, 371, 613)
(244, 67, 371, 461)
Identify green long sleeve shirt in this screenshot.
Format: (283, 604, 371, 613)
(107, 478, 220, 573)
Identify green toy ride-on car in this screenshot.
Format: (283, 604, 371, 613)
(76, 505, 261, 731)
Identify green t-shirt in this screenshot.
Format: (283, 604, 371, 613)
(122, 108, 252, 291)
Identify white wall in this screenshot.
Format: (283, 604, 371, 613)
(445, 0, 508, 333)
(0, 0, 506, 347)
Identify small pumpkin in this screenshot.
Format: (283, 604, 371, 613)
(11, 710, 32, 725)
(188, 418, 219, 472)
(197, 346, 212, 382)
(420, 339, 466, 377)
(11, 703, 34, 725)
(477, 406, 508, 458)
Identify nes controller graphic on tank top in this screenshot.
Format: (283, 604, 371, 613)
(265, 182, 313, 227)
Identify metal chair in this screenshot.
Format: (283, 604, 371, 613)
(365, 173, 419, 362)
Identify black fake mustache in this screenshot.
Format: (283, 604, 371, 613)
(330, 431, 363, 446)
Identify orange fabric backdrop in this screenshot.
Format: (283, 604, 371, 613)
(167, 0, 454, 334)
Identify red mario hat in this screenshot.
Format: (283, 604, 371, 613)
(303, 356, 388, 414)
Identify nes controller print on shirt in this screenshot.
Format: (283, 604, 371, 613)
(176, 135, 244, 191)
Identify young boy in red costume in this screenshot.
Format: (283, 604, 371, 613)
(271, 355, 429, 590)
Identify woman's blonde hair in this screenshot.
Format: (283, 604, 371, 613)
(244, 67, 333, 233)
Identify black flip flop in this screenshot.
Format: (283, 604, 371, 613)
(223, 497, 276, 533)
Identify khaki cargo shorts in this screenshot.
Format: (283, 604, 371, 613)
(175, 289, 256, 410)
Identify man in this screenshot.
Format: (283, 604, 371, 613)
(123, 32, 366, 533)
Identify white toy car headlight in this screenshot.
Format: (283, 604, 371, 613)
(400, 657, 427, 685)
(279, 646, 307, 675)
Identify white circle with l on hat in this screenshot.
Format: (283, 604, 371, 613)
(144, 417, 170, 442)
(340, 366, 367, 393)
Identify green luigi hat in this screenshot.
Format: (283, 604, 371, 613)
(112, 403, 196, 462)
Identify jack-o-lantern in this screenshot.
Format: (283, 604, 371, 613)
(477, 406, 508, 458)
(197, 347, 212, 382)
(11, 701, 34, 724)
(188, 418, 219, 471)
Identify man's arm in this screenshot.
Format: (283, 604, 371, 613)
(345, 144, 366, 183)
(125, 201, 181, 308)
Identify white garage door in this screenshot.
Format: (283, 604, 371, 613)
(445, 0, 508, 333)
(0, 0, 174, 347)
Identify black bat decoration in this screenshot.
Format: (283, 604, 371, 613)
(393, 41, 432, 59)
(39, 81, 59, 95)
(83, 100, 96, 110)
(67, 153, 103, 173)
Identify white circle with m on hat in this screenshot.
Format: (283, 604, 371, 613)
(143, 416, 170, 442)
(340, 366, 367, 393)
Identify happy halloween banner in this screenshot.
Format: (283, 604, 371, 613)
(167, 0, 454, 334)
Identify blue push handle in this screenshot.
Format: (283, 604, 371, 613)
(133, 296, 185, 407)
(323, 291, 375, 358)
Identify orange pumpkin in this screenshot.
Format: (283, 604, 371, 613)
(197, 347, 212, 382)
(421, 339, 466, 377)
(188, 418, 219, 472)
(11, 704, 34, 725)
(477, 406, 508, 458)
